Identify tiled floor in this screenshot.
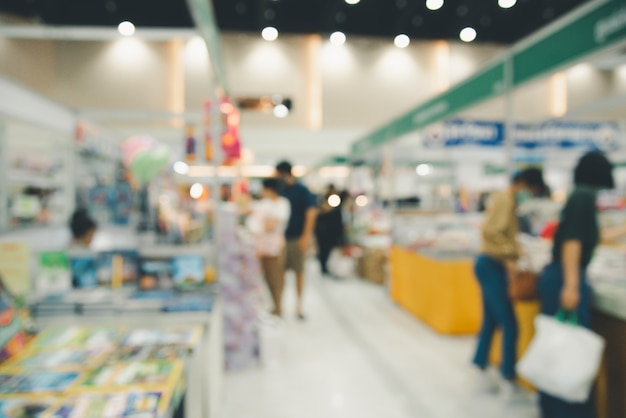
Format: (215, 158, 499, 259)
(221, 264, 539, 418)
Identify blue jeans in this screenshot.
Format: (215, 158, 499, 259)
(538, 262, 595, 418)
(472, 255, 518, 380)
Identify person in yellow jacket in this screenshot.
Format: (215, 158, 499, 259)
(473, 167, 547, 402)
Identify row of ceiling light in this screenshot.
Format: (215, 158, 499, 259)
(261, 0, 517, 45)
(343, 0, 517, 9)
(262, 26, 477, 45)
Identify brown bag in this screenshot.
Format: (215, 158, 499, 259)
(509, 270, 539, 301)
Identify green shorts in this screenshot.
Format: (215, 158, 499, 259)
(283, 239, 305, 274)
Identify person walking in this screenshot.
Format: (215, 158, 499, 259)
(538, 152, 626, 418)
(247, 179, 291, 317)
(315, 185, 345, 278)
(472, 168, 547, 401)
(276, 161, 318, 320)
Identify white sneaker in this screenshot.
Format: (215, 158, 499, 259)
(500, 380, 529, 405)
(474, 368, 499, 394)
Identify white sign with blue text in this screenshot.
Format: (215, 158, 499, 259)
(424, 120, 622, 152)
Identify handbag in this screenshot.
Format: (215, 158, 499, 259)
(509, 270, 538, 301)
(508, 254, 539, 301)
(517, 311, 605, 402)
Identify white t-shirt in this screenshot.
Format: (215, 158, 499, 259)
(247, 197, 291, 257)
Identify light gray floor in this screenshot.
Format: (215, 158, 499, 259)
(222, 264, 539, 418)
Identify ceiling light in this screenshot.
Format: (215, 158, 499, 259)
(190, 183, 204, 200)
(498, 0, 517, 8)
(345, 0, 360, 4)
(394, 34, 410, 48)
(460, 27, 477, 42)
(426, 0, 444, 11)
(173, 161, 189, 175)
(330, 31, 347, 46)
(273, 104, 289, 118)
(327, 194, 342, 208)
(118, 21, 135, 36)
(355, 195, 368, 207)
(416, 164, 433, 176)
(262, 26, 279, 41)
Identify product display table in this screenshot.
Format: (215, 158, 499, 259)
(389, 246, 481, 335)
(0, 324, 195, 418)
(31, 303, 224, 418)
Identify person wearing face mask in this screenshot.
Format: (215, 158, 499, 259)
(538, 152, 626, 418)
(472, 167, 547, 402)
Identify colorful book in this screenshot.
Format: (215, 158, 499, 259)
(0, 371, 80, 394)
(47, 391, 163, 418)
(37, 252, 71, 297)
(0, 397, 56, 418)
(171, 256, 204, 286)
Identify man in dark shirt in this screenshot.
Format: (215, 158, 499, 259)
(276, 161, 318, 320)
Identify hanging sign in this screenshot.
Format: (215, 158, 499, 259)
(423, 119, 622, 151)
(221, 104, 241, 163)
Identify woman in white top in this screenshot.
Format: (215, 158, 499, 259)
(247, 178, 291, 316)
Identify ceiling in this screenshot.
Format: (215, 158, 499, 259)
(0, 0, 590, 44)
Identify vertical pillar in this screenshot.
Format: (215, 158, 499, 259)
(504, 58, 515, 176)
(0, 123, 7, 230)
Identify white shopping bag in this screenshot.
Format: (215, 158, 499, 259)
(328, 249, 354, 279)
(517, 313, 605, 402)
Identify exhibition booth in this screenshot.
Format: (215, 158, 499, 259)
(350, 1, 626, 416)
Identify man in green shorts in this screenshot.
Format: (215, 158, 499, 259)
(276, 161, 318, 320)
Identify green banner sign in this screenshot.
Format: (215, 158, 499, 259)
(352, 61, 505, 155)
(351, 0, 626, 157)
(514, 0, 626, 86)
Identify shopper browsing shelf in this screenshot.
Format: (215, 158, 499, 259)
(69, 208, 97, 248)
(538, 152, 626, 418)
(247, 179, 291, 317)
(276, 161, 318, 320)
(472, 168, 547, 401)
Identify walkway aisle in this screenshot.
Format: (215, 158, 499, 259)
(221, 264, 539, 418)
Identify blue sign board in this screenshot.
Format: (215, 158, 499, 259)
(423, 120, 622, 152)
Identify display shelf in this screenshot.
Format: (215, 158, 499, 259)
(8, 171, 66, 189)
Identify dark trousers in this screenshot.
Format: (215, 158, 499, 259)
(538, 262, 595, 418)
(472, 255, 518, 380)
(317, 237, 334, 275)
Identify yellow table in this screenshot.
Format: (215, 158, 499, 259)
(389, 246, 482, 335)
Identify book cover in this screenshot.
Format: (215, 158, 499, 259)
(78, 361, 177, 388)
(48, 391, 163, 418)
(96, 251, 139, 286)
(37, 252, 71, 297)
(171, 255, 204, 287)
(0, 397, 55, 418)
(69, 257, 97, 289)
(0, 371, 80, 394)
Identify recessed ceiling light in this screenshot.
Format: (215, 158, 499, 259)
(262, 26, 279, 41)
(498, 0, 517, 8)
(330, 31, 346, 46)
(394, 34, 410, 49)
(426, 0, 444, 11)
(460, 27, 477, 42)
(345, 0, 360, 4)
(459, 28, 478, 42)
(118, 21, 135, 36)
